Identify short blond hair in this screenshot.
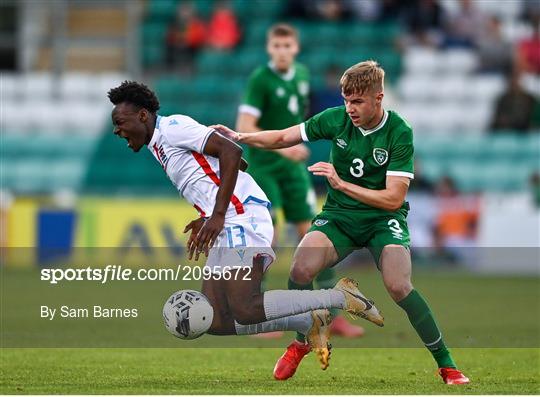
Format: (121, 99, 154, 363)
(267, 23, 298, 41)
(340, 60, 384, 96)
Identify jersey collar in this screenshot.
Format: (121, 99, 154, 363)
(358, 110, 388, 136)
(268, 61, 296, 81)
(148, 114, 162, 147)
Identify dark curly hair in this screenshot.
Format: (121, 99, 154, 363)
(107, 80, 160, 113)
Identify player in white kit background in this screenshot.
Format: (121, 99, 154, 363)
(107, 81, 383, 370)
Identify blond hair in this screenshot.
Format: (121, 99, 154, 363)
(340, 60, 384, 96)
(267, 23, 298, 41)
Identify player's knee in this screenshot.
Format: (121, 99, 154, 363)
(290, 262, 316, 285)
(386, 281, 413, 302)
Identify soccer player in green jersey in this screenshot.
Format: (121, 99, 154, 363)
(212, 60, 470, 385)
(237, 23, 364, 340)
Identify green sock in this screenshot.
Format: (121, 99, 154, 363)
(288, 278, 313, 343)
(397, 289, 456, 369)
(315, 268, 339, 317)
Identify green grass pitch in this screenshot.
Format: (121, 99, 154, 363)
(1, 261, 539, 394)
(1, 348, 539, 394)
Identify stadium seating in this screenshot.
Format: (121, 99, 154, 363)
(1, 72, 128, 194)
(397, 48, 507, 133)
(415, 133, 539, 191)
(1, 134, 98, 194)
(3, 0, 538, 197)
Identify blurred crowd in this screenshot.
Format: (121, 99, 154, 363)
(285, 0, 538, 74)
(166, 0, 242, 71)
(155, 0, 540, 261)
(162, 0, 540, 132)
(302, 0, 540, 132)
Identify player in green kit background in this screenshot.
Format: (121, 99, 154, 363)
(236, 23, 364, 339)
(213, 60, 470, 385)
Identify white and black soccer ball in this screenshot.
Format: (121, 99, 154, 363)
(163, 290, 214, 340)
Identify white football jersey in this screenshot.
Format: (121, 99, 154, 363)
(147, 114, 270, 218)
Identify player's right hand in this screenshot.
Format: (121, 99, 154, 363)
(210, 124, 239, 142)
(194, 214, 225, 259)
(184, 217, 206, 261)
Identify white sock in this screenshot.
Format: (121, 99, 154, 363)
(263, 289, 345, 320)
(234, 312, 313, 336)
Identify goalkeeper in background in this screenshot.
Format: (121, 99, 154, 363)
(236, 23, 364, 341)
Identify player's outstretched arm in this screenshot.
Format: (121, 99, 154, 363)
(235, 113, 309, 162)
(211, 124, 303, 149)
(308, 162, 410, 212)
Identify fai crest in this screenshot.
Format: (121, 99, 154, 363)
(373, 148, 388, 166)
(314, 219, 329, 227)
(298, 81, 309, 96)
(336, 138, 348, 149)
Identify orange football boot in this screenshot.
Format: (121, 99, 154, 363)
(439, 368, 470, 385)
(273, 340, 311, 380)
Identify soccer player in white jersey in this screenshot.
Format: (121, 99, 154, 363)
(107, 81, 383, 369)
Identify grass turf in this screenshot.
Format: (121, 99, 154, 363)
(1, 347, 539, 394)
(2, 263, 539, 393)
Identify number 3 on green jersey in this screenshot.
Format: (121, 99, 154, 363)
(300, 106, 415, 212)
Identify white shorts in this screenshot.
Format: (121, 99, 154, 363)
(205, 202, 276, 273)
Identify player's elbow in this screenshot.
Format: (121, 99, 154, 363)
(385, 203, 402, 212)
(227, 142, 243, 158)
(380, 189, 406, 212)
(219, 143, 243, 168)
(384, 197, 403, 212)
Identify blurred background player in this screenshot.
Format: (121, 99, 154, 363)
(237, 22, 364, 339)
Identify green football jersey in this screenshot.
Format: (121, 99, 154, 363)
(240, 62, 310, 170)
(301, 106, 414, 212)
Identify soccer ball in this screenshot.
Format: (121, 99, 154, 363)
(163, 290, 214, 340)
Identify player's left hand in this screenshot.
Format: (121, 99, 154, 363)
(194, 214, 225, 259)
(308, 162, 344, 190)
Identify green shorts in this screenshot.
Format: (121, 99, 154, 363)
(249, 163, 316, 223)
(309, 206, 411, 267)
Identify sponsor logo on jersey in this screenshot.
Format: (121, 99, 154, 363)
(276, 87, 285, 97)
(249, 214, 258, 231)
(236, 249, 246, 261)
(153, 143, 169, 170)
(336, 138, 348, 149)
(373, 148, 388, 166)
(314, 219, 328, 227)
(298, 81, 309, 96)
